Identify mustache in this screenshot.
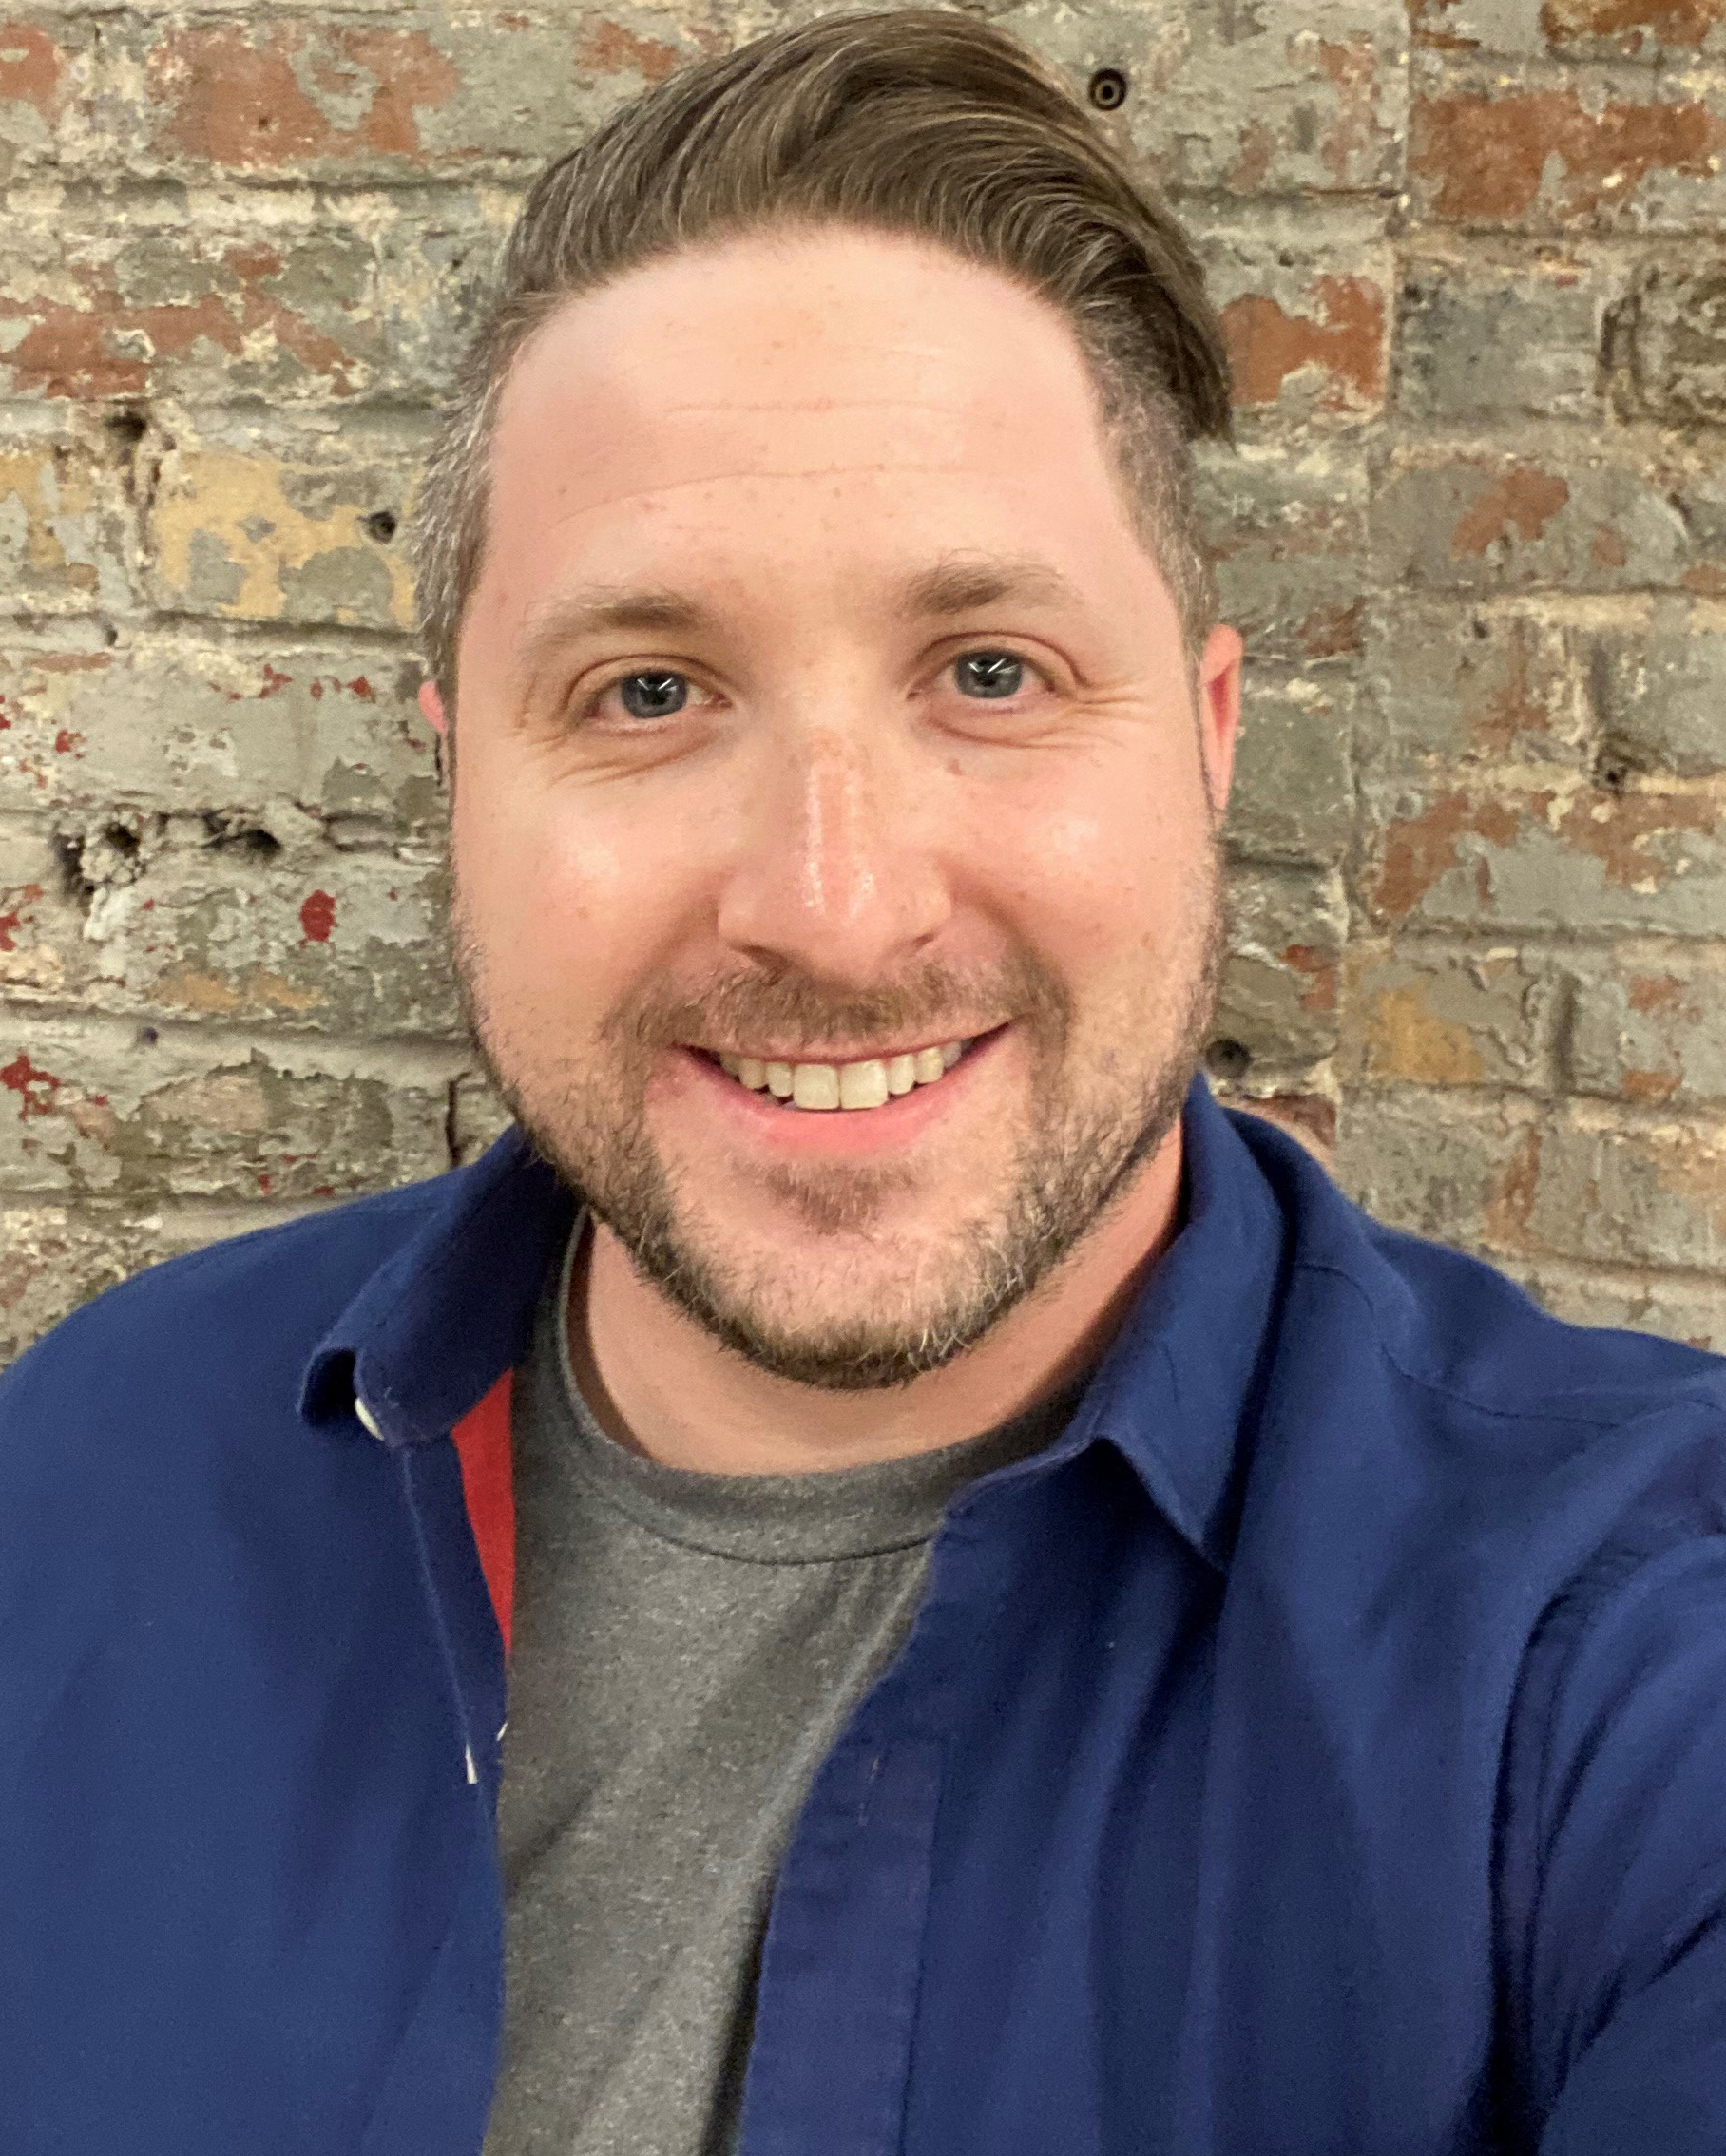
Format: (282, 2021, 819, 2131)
(607, 952, 1070, 1059)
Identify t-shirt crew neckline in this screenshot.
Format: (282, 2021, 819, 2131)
(551, 1219, 1086, 1566)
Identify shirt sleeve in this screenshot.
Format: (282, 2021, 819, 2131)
(1496, 1467, 1726, 2156)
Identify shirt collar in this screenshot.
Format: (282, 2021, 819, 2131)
(300, 1077, 1290, 1576)
(1044, 1076, 1289, 1574)
(298, 1131, 575, 1445)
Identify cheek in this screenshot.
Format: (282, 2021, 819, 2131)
(451, 757, 717, 1008)
(971, 754, 1206, 978)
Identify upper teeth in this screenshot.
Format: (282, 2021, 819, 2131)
(718, 1040, 969, 1110)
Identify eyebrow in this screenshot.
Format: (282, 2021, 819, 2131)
(511, 553, 1087, 683)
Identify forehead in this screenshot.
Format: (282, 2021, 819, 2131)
(479, 226, 1146, 606)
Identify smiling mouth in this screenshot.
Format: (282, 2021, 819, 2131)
(700, 1033, 992, 1111)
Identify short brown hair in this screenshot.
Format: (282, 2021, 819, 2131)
(413, 7, 1233, 711)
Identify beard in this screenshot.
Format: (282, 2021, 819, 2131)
(451, 840, 1224, 1393)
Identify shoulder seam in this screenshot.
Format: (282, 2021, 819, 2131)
(1291, 1254, 1718, 1437)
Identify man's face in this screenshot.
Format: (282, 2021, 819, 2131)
(438, 226, 1240, 1389)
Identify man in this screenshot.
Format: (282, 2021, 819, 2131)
(3, 11, 1724, 2153)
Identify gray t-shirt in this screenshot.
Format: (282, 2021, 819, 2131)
(482, 1227, 1079, 2156)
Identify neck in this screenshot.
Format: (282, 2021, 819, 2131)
(566, 1127, 1185, 1475)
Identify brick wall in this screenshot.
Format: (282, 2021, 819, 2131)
(2, 0, 1722, 1364)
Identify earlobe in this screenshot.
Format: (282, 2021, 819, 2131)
(418, 680, 449, 737)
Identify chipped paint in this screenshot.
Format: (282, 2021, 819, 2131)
(149, 446, 414, 627)
(299, 888, 336, 943)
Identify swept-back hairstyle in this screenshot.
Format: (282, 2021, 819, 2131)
(413, 7, 1233, 710)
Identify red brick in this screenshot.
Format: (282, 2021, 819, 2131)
(1412, 0, 1726, 64)
(0, 18, 93, 182)
(1362, 775, 1726, 935)
(1195, 208, 1391, 429)
(109, 10, 699, 183)
(1374, 447, 1722, 596)
(1543, 0, 1726, 60)
(1567, 943, 1726, 1102)
(0, 208, 380, 405)
(1362, 601, 1595, 779)
(1410, 58, 1726, 230)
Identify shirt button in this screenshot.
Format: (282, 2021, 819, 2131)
(353, 1395, 384, 1441)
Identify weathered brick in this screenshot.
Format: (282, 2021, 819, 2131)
(1216, 863, 1349, 1068)
(0, 822, 84, 1004)
(1374, 446, 1721, 596)
(102, 9, 698, 185)
(1512, 1261, 1723, 1352)
(0, 1013, 455, 1202)
(373, 187, 521, 399)
(1224, 1089, 1340, 1163)
(0, 422, 131, 615)
(0, 17, 95, 184)
(144, 414, 425, 629)
(0, 1201, 149, 1365)
(1361, 601, 1595, 779)
(0, 814, 459, 1035)
(1199, 439, 1371, 663)
(1590, 600, 1726, 775)
(1396, 246, 1615, 422)
(1138, 0, 1408, 196)
(0, 1195, 342, 1365)
(1187, 206, 1391, 429)
(0, 636, 440, 830)
(108, 842, 458, 1037)
(1339, 1087, 1726, 1272)
(1410, 58, 1726, 232)
(0, 202, 382, 406)
(1361, 775, 1726, 934)
(1567, 942, 1726, 1101)
(74, 0, 1411, 196)
(1344, 939, 1561, 1087)
(1609, 259, 1726, 422)
(992, 0, 1408, 198)
(1411, 0, 1726, 66)
(450, 1066, 514, 1167)
(1226, 669, 1355, 864)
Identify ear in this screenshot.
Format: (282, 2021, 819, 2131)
(418, 679, 449, 736)
(1196, 623, 1242, 825)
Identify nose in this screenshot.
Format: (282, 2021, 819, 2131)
(715, 719, 951, 984)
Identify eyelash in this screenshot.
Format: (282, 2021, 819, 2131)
(576, 647, 1054, 725)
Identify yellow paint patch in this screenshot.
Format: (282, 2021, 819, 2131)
(1362, 985, 1487, 1084)
(0, 445, 99, 575)
(149, 447, 414, 627)
(154, 964, 327, 1017)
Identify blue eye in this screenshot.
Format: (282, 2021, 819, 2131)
(954, 651, 1026, 699)
(618, 671, 688, 718)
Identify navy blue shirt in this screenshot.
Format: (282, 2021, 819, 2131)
(3, 1080, 1724, 2154)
